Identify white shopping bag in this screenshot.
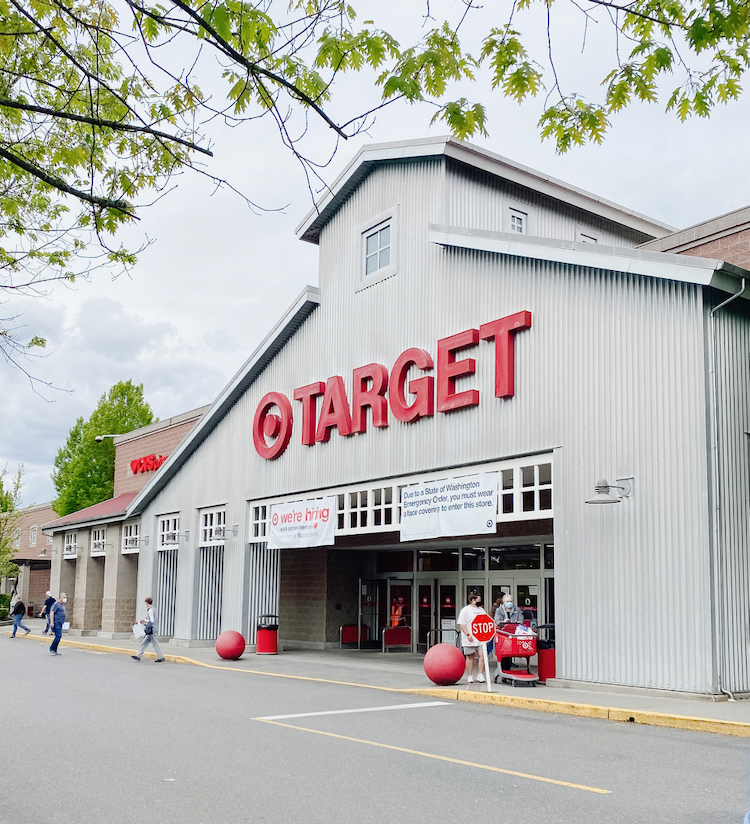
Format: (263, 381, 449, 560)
(62, 622, 70, 631)
(132, 623, 145, 638)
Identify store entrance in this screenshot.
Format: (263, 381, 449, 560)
(489, 577, 541, 626)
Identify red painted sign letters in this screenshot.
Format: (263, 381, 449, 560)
(252, 311, 531, 460)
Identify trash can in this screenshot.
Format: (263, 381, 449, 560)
(536, 624, 555, 682)
(256, 614, 279, 655)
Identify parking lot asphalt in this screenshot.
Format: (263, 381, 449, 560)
(7, 617, 750, 736)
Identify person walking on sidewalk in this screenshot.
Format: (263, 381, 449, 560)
(10, 599, 31, 637)
(131, 597, 165, 663)
(49, 593, 67, 656)
(42, 591, 56, 634)
(457, 591, 487, 684)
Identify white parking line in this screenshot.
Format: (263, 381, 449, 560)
(258, 701, 450, 721)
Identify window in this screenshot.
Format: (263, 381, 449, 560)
(13, 529, 20, 549)
(47, 533, 53, 544)
(30, 526, 37, 546)
(359, 208, 398, 288)
(91, 528, 107, 555)
(505, 202, 532, 236)
(122, 522, 140, 553)
(159, 515, 180, 547)
(509, 209, 526, 234)
(364, 223, 391, 276)
(63, 532, 78, 557)
(201, 507, 226, 543)
(252, 506, 267, 539)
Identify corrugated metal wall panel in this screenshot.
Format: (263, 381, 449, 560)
(136, 157, 718, 691)
(445, 160, 650, 247)
(713, 300, 750, 692)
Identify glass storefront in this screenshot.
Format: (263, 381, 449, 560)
(367, 543, 554, 651)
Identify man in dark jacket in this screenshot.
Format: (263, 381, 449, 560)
(11, 599, 31, 637)
(49, 593, 67, 656)
(42, 591, 56, 634)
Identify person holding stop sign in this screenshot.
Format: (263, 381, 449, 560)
(456, 592, 487, 684)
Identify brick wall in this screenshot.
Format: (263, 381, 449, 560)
(12, 503, 56, 562)
(279, 548, 327, 644)
(677, 228, 750, 270)
(114, 419, 199, 496)
(28, 567, 49, 614)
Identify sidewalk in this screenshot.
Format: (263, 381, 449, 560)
(8, 617, 750, 737)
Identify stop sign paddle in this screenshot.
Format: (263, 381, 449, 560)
(471, 613, 495, 643)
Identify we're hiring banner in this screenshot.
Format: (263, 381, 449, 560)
(267, 497, 336, 549)
(400, 473, 499, 542)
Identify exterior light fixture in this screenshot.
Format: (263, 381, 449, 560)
(94, 434, 118, 443)
(214, 525, 239, 538)
(585, 478, 633, 505)
(37, 547, 58, 558)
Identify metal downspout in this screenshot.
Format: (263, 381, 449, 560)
(709, 277, 746, 701)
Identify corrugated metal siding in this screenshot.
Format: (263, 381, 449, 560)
(196, 546, 223, 640)
(712, 299, 750, 692)
(445, 160, 651, 247)
(246, 543, 280, 644)
(136, 159, 718, 691)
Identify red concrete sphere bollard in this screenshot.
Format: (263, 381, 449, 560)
(215, 630, 246, 660)
(423, 643, 466, 686)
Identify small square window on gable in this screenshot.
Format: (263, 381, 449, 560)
(510, 209, 526, 234)
(505, 202, 532, 236)
(358, 207, 398, 290)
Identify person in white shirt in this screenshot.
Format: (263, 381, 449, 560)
(131, 597, 165, 663)
(456, 592, 486, 684)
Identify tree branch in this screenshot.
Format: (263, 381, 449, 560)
(158, 0, 348, 138)
(0, 97, 213, 156)
(583, 0, 686, 29)
(0, 146, 136, 216)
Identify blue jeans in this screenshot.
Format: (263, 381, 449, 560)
(50, 624, 63, 652)
(12, 614, 30, 636)
(45, 612, 51, 633)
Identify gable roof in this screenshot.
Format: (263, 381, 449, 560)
(296, 136, 677, 244)
(42, 492, 138, 533)
(126, 285, 321, 516)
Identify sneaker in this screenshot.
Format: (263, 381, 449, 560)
(24, 629, 30, 635)
(49, 651, 60, 656)
(155, 658, 165, 663)
(477, 673, 486, 683)
(131, 656, 140, 661)
(467, 676, 474, 684)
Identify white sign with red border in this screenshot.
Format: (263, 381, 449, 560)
(267, 497, 336, 549)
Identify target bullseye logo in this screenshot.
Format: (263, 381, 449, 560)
(271, 513, 279, 527)
(253, 392, 293, 460)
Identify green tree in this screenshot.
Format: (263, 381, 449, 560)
(2, 0, 749, 363)
(0, 464, 23, 580)
(51, 380, 154, 516)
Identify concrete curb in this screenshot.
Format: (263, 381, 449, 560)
(405, 687, 750, 737)
(10, 632, 750, 736)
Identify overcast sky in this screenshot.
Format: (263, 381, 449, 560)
(3, 1, 749, 507)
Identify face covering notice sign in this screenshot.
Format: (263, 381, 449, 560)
(268, 497, 336, 549)
(400, 473, 499, 542)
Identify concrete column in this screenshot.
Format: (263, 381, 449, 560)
(99, 523, 138, 638)
(69, 529, 105, 635)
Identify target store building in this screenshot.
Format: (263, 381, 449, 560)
(123, 137, 750, 698)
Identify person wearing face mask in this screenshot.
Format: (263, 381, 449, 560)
(494, 593, 525, 673)
(49, 592, 67, 656)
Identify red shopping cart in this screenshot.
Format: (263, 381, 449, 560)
(494, 625, 538, 687)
